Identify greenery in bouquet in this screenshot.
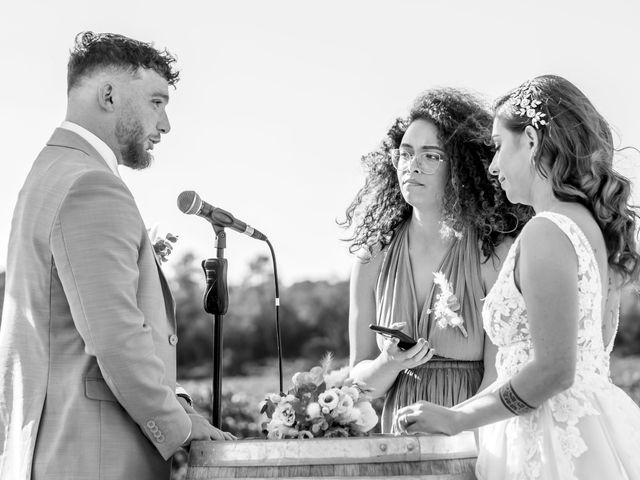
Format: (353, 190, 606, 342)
(259, 356, 378, 439)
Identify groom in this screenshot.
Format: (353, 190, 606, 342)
(0, 32, 232, 480)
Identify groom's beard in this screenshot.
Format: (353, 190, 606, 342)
(115, 117, 153, 170)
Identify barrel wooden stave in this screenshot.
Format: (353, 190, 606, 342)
(187, 459, 476, 479)
(186, 433, 477, 479)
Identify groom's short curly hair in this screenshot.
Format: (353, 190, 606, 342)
(67, 31, 179, 92)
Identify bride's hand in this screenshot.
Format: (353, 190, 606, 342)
(381, 322, 435, 371)
(395, 401, 461, 436)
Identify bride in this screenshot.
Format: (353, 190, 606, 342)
(394, 75, 640, 479)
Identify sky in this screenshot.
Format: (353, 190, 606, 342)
(1, 0, 639, 285)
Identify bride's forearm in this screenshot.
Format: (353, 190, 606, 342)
(453, 360, 573, 432)
(451, 385, 494, 412)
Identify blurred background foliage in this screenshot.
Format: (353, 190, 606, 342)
(170, 252, 350, 378)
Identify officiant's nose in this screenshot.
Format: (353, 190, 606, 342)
(488, 156, 499, 177)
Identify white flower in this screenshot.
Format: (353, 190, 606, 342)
(273, 402, 296, 427)
(306, 402, 322, 419)
(340, 385, 360, 403)
(292, 366, 325, 388)
(334, 391, 354, 417)
(268, 393, 282, 404)
(267, 424, 298, 440)
(449, 316, 463, 327)
(318, 388, 341, 412)
(324, 365, 350, 388)
(351, 401, 378, 433)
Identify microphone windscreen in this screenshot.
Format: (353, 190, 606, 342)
(177, 190, 201, 215)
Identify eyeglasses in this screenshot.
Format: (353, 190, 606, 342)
(390, 149, 446, 174)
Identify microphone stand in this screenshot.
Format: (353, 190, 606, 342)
(201, 224, 228, 428)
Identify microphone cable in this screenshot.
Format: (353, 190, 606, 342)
(265, 239, 284, 395)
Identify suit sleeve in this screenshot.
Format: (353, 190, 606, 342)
(50, 170, 191, 459)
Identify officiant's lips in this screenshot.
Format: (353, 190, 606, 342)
(403, 178, 424, 187)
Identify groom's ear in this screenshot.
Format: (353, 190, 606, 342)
(97, 82, 116, 112)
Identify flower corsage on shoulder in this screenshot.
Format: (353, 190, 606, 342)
(260, 357, 378, 439)
(430, 271, 468, 337)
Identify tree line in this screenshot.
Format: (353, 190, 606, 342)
(0, 253, 639, 376)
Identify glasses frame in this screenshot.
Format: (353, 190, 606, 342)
(390, 148, 446, 174)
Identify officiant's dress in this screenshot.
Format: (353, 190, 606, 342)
(375, 221, 487, 433)
(478, 212, 640, 479)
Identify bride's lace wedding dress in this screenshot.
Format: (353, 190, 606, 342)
(477, 212, 640, 480)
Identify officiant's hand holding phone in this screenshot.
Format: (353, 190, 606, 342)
(369, 324, 418, 350)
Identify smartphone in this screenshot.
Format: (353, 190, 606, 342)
(369, 324, 417, 350)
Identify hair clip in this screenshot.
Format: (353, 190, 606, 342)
(510, 81, 548, 129)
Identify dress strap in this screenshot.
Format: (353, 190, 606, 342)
(534, 211, 605, 341)
(533, 212, 599, 276)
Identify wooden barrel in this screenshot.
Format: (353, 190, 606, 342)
(186, 432, 477, 479)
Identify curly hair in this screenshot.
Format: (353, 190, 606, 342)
(495, 75, 640, 283)
(341, 88, 532, 261)
(67, 31, 179, 92)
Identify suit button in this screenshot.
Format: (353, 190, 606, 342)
(169, 334, 178, 346)
(147, 420, 155, 428)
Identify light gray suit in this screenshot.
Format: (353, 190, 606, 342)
(0, 128, 191, 479)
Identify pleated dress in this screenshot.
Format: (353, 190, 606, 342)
(375, 220, 487, 433)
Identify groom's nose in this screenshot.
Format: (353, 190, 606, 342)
(158, 110, 171, 134)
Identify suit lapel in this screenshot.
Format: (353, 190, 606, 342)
(149, 238, 177, 327)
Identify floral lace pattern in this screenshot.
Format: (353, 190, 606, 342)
(482, 212, 611, 480)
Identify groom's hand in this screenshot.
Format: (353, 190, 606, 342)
(186, 413, 237, 443)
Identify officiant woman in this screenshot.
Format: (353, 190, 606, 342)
(343, 88, 531, 433)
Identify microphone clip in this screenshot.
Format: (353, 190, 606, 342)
(202, 258, 228, 315)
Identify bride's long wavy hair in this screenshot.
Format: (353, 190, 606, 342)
(341, 88, 532, 261)
(495, 74, 640, 283)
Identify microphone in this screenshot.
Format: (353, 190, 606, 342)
(177, 190, 268, 241)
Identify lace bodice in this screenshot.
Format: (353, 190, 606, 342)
(483, 212, 614, 382)
(481, 212, 621, 480)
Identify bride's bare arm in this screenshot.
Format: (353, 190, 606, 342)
(398, 218, 581, 434)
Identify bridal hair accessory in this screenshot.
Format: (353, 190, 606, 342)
(510, 80, 548, 129)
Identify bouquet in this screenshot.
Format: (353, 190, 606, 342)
(260, 357, 378, 439)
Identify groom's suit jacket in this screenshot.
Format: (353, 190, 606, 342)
(0, 128, 191, 480)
